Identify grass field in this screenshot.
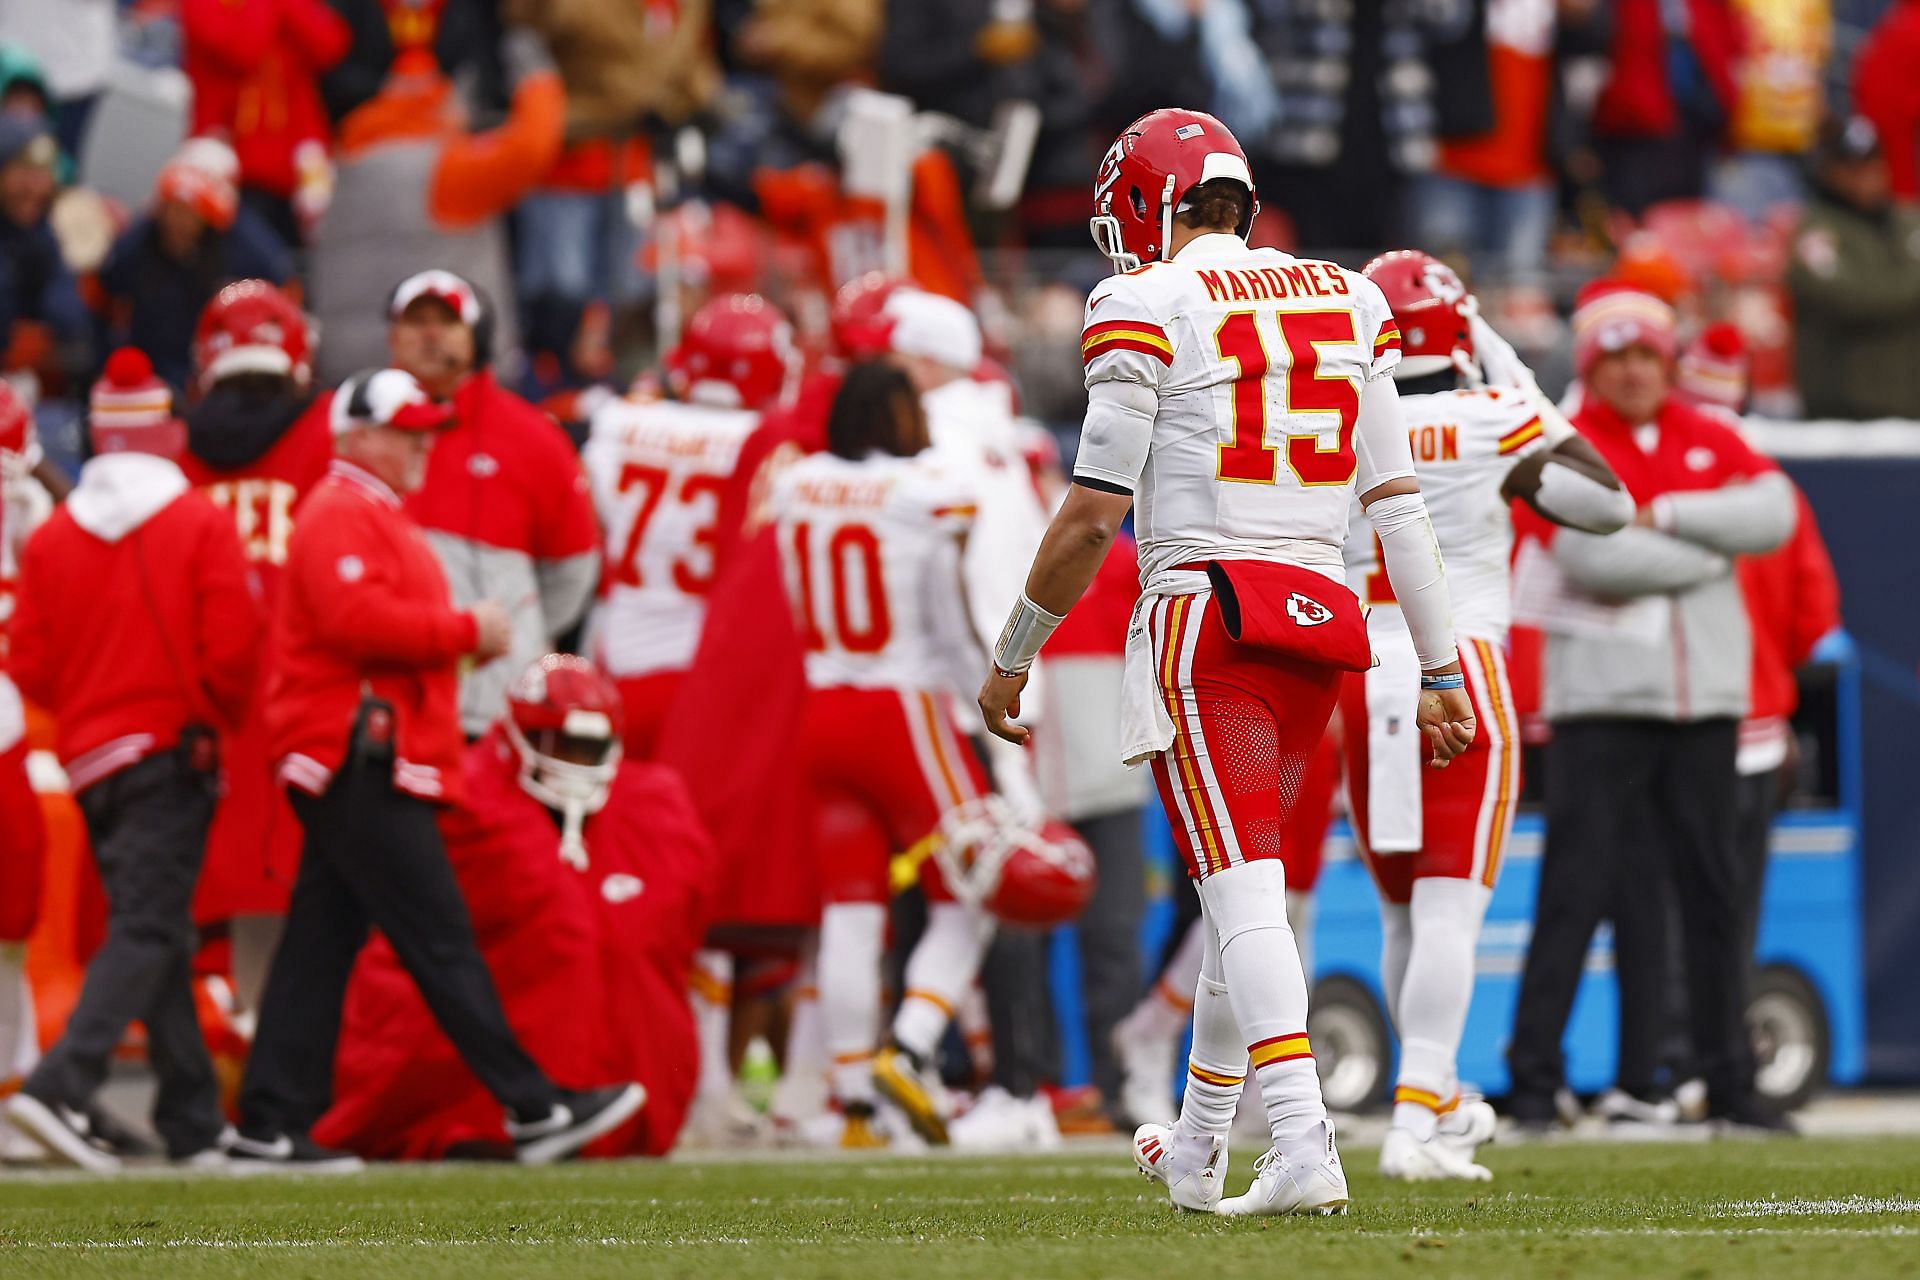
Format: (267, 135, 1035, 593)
(3, 1137, 1919, 1278)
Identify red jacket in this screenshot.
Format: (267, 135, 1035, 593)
(1856, 0, 1920, 200)
(1593, 0, 1739, 140)
(182, 0, 351, 199)
(11, 457, 259, 790)
(314, 738, 714, 1159)
(265, 460, 478, 803)
(1739, 487, 1840, 723)
(181, 399, 334, 922)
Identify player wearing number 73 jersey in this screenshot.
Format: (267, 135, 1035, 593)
(978, 108, 1474, 1219)
(583, 294, 797, 760)
(771, 362, 997, 1150)
(1340, 250, 1631, 1183)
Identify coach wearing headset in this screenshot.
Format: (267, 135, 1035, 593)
(231, 368, 642, 1171)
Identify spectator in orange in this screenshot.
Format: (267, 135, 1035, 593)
(310, 36, 564, 385)
(1855, 0, 1920, 204)
(181, 0, 352, 247)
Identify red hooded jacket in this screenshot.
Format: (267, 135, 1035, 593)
(182, 0, 352, 199)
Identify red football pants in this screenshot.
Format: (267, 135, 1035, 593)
(1146, 591, 1343, 884)
(1339, 636, 1520, 903)
(799, 686, 987, 905)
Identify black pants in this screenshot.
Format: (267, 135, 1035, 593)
(1732, 764, 1784, 969)
(25, 751, 221, 1158)
(980, 927, 1059, 1097)
(1072, 809, 1147, 1105)
(1507, 718, 1756, 1116)
(238, 757, 557, 1139)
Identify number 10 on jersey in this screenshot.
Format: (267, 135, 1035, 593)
(1214, 309, 1362, 487)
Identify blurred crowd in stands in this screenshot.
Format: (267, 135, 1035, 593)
(0, 0, 1914, 473)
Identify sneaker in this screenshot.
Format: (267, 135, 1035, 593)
(1673, 1078, 1710, 1124)
(509, 1083, 646, 1166)
(1111, 1024, 1177, 1129)
(838, 1102, 891, 1150)
(171, 1127, 237, 1170)
(872, 1042, 949, 1145)
(1132, 1122, 1227, 1213)
(4, 1091, 121, 1173)
(1381, 1125, 1490, 1181)
(1709, 1097, 1798, 1138)
(227, 1131, 364, 1174)
(1217, 1121, 1350, 1218)
(950, 1086, 1063, 1152)
(1593, 1087, 1680, 1135)
(680, 1088, 770, 1150)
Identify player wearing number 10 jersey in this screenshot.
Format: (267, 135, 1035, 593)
(772, 361, 996, 1150)
(583, 294, 798, 760)
(978, 109, 1474, 1219)
(1339, 250, 1631, 1183)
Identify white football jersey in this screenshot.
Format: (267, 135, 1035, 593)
(1073, 233, 1405, 588)
(772, 451, 980, 693)
(583, 397, 760, 677)
(1343, 384, 1551, 642)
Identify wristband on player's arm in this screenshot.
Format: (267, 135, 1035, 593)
(992, 592, 1064, 677)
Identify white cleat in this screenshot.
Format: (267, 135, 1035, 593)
(1217, 1121, 1350, 1218)
(679, 1088, 771, 1150)
(950, 1087, 1063, 1152)
(1111, 1026, 1178, 1128)
(1381, 1096, 1497, 1181)
(1133, 1122, 1227, 1212)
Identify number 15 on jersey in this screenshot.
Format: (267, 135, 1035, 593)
(1213, 308, 1363, 488)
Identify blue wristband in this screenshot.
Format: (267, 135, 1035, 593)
(1420, 672, 1466, 691)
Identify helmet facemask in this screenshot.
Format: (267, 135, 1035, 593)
(505, 709, 621, 871)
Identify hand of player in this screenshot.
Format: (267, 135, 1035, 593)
(978, 667, 1031, 745)
(1417, 687, 1476, 768)
(469, 600, 513, 663)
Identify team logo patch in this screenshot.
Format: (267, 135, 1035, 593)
(1287, 593, 1333, 627)
(335, 555, 365, 582)
(601, 873, 644, 903)
(467, 452, 500, 478)
(1685, 446, 1717, 472)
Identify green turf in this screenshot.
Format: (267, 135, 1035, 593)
(2, 1137, 1918, 1278)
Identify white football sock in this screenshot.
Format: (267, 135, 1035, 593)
(1199, 860, 1326, 1162)
(1125, 918, 1202, 1042)
(956, 982, 994, 1080)
(819, 902, 887, 1106)
(690, 948, 735, 1099)
(1286, 888, 1315, 978)
(1391, 877, 1491, 1140)
(0, 945, 36, 1081)
(892, 901, 995, 1060)
(773, 945, 827, 1123)
(1380, 900, 1413, 1026)
(1174, 912, 1243, 1141)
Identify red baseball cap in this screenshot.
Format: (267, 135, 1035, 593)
(388, 269, 481, 325)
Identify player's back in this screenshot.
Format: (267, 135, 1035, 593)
(1343, 384, 1545, 641)
(584, 396, 761, 677)
(772, 450, 976, 692)
(1081, 238, 1401, 588)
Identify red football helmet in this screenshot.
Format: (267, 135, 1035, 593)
(666, 293, 799, 413)
(1360, 250, 1474, 379)
(829, 271, 903, 358)
(193, 279, 312, 394)
(933, 797, 1097, 927)
(1091, 108, 1258, 272)
(503, 655, 626, 868)
(0, 379, 36, 480)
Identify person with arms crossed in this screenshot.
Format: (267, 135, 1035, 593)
(1341, 251, 1631, 1180)
(979, 109, 1473, 1218)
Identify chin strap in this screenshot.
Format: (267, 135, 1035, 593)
(558, 799, 590, 871)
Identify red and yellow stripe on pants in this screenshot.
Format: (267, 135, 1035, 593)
(1149, 594, 1241, 878)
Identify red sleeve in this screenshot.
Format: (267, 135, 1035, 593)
(280, 0, 353, 73)
(1703, 415, 1779, 481)
(7, 524, 56, 710)
(291, 503, 479, 665)
(192, 502, 263, 730)
(182, 0, 281, 73)
(1784, 492, 1842, 668)
(530, 418, 600, 560)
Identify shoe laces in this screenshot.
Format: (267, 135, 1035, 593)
(1251, 1146, 1287, 1180)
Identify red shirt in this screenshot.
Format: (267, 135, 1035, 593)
(265, 460, 478, 803)
(1739, 487, 1840, 724)
(181, 0, 351, 199)
(11, 486, 259, 789)
(314, 740, 714, 1158)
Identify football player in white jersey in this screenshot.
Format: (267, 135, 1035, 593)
(772, 360, 996, 1149)
(979, 109, 1474, 1218)
(1342, 250, 1632, 1181)
(582, 292, 798, 1148)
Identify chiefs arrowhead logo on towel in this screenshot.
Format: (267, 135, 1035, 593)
(1287, 592, 1333, 627)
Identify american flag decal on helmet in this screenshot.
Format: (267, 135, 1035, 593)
(1174, 123, 1205, 140)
